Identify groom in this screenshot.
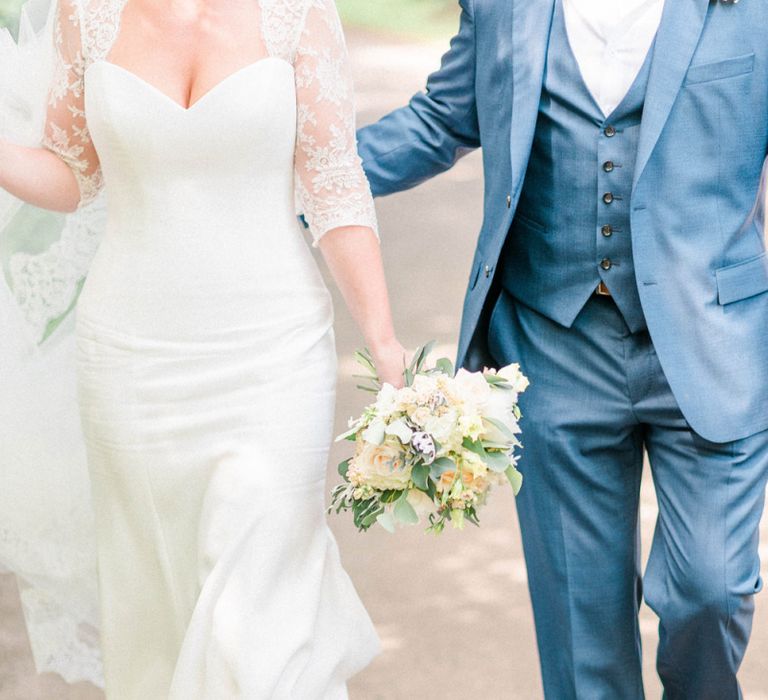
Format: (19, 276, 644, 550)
(357, 0, 768, 697)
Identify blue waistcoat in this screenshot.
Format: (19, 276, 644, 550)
(500, 0, 653, 333)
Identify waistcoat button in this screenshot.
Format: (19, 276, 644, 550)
(601, 225, 613, 237)
(603, 161, 615, 173)
(604, 125, 617, 137)
(600, 258, 613, 271)
(603, 192, 614, 205)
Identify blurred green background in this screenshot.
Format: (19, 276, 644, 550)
(0, 0, 21, 28)
(0, 0, 458, 36)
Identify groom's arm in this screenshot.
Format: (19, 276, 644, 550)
(357, 0, 480, 198)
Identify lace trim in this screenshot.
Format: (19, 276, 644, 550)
(19, 585, 103, 687)
(2, 527, 102, 687)
(258, 0, 309, 61)
(80, 0, 127, 67)
(8, 197, 106, 342)
(295, 104, 378, 242)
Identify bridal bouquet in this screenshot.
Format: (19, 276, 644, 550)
(330, 344, 529, 533)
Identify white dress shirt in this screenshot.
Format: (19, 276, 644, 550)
(563, 0, 666, 117)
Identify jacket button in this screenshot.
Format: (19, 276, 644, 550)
(604, 125, 617, 137)
(601, 224, 613, 237)
(603, 161, 615, 173)
(603, 192, 614, 205)
(600, 258, 613, 271)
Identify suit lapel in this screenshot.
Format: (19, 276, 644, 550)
(633, 0, 710, 189)
(509, 0, 556, 195)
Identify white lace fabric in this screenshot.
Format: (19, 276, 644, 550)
(42, 0, 103, 204)
(292, 0, 378, 242)
(40, 0, 378, 241)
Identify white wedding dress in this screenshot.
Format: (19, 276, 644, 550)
(0, 0, 380, 697)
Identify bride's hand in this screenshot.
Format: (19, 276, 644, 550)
(371, 339, 408, 389)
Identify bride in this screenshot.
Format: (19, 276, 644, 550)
(0, 0, 405, 697)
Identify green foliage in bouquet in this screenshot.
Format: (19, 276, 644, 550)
(330, 342, 528, 534)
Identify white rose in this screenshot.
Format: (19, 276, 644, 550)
(453, 368, 492, 412)
(458, 413, 484, 441)
(374, 383, 400, 418)
(409, 405, 432, 427)
(348, 439, 411, 491)
(482, 386, 522, 443)
(422, 408, 461, 450)
(498, 363, 530, 393)
(411, 373, 439, 401)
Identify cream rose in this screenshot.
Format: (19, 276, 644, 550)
(348, 438, 411, 491)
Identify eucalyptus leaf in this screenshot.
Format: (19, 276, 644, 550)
(354, 350, 376, 374)
(411, 341, 435, 375)
(430, 457, 455, 479)
(484, 450, 511, 473)
(485, 374, 511, 386)
(411, 463, 430, 491)
(435, 357, 454, 376)
(462, 438, 487, 458)
(377, 511, 396, 533)
(362, 508, 383, 529)
(483, 416, 516, 441)
(338, 458, 351, 479)
(506, 465, 524, 495)
(355, 384, 379, 393)
(394, 493, 419, 525)
(481, 441, 513, 450)
(380, 489, 402, 503)
(335, 424, 360, 442)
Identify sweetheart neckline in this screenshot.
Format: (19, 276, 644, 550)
(86, 57, 294, 113)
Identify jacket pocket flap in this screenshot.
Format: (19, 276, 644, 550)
(716, 253, 768, 305)
(685, 53, 755, 86)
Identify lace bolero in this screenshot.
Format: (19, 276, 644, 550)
(40, 0, 378, 242)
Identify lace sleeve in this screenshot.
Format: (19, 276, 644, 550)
(293, 0, 378, 244)
(41, 0, 103, 205)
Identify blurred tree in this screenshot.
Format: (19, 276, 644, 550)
(0, 0, 24, 29)
(337, 0, 458, 38)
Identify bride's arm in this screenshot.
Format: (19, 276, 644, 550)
(0, 0, 101, 212)
(0, 139, 80, 211)
(293, 0, 405, 386)
(318, 228, 404, 387)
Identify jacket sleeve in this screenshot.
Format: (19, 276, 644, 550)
(356, 0, 480, 198)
